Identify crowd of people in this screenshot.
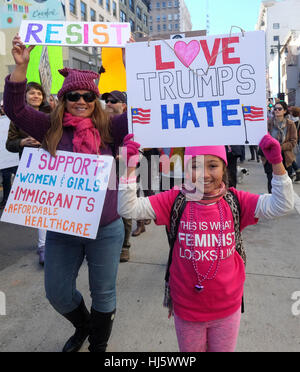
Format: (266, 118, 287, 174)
(0, 34, 297, 353)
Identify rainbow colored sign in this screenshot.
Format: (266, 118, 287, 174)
(19, 20, 131, 47)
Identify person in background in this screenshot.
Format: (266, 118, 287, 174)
(0, 100, 5, 116)
(48, 94, 58, 111)
(0, 104, 17, 210)
(248, 145, 260, 162)
(102, 90, 127, 117)
(288, 106, 300, 143)
(260, 101, 300, 192)
(226, 146, 243, 188)
(6, 82, 50, 265)
(0, 167, 17, 209)
(131, 146, 160, 238)
(101, 90, 132, 262)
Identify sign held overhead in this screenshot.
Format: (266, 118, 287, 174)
(19, 21, 131, 47)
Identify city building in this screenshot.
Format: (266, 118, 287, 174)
(65, 0, 120, 72)
(256, 0, 300, 103)
(149, 0, 192, 37)
(119, 0, 151, 37)
(0, 0, 120, 98)
(280, 30, 300, 106)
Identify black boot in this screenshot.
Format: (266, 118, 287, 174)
(88, 308, 116, 352)
(62, 299, 90, 353)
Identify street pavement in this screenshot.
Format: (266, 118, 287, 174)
(0, 154, 299, 352)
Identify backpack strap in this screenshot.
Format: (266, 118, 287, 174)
(165, 192, 187, 282)
(223, 190, 246, 266)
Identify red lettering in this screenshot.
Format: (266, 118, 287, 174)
(46, 192, 55, 206)
(222, 37, 240, 65)
(155, 45, 175, 70)
(200, 38, 221, 67)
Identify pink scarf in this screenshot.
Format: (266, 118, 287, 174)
(62, 112, 101, 154)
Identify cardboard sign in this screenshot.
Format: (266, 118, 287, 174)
(126, 31, 267, 147)
(98, 48, 127, 94)
(19, 20, 131, 47)
(1, 148, 114, 239)
(0, 0, 66, 29)
(0, 116, 19, 170)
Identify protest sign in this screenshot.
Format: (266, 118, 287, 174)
(126, 31, 267, 148)
(1, 148, 113, 239)
(0, 116, 19, 170)
(0, 0, 66, 29)
(98, 48, 127, 94)
(19, 20, 131, 47)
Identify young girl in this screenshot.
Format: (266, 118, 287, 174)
(118, 134, 294, 352)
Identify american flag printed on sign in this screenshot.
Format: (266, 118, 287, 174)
(242, 106, 264, 122)
(131, 108, 151, 124)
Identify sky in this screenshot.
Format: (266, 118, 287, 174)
(184, 0, 264, 36)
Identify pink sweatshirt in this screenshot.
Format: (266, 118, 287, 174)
(149, 188, 259, 322)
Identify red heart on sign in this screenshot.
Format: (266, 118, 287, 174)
(174, 40, 200, 68)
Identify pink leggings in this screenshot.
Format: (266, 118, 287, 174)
(174, 308, 241, 352)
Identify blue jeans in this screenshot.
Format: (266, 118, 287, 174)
(44, 218, 124, 315)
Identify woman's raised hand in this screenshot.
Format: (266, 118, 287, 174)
(11, 34, 35, 67)
(10, 34, 35, 82)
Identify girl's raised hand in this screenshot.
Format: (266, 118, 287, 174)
(11, 34, 35, 66)
(121, 134, 140, 168)
(259, 134, 283, 165)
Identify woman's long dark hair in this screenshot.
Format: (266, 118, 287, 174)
(275, 101, 289, 117)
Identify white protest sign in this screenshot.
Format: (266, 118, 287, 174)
(0, 116, 19, 170)
(1, 148, 113, 239)
(19, 20, 131, 47)
(126, 31, 267, 147)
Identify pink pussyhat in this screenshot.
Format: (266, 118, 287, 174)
(57, 68, 100, 99)
(184, 146, 228, 170)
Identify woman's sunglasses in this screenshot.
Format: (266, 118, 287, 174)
(105, 99, 119, 104)
(65, 91, 97, 103)
(274, 107, 283, 111)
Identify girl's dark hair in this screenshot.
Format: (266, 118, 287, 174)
(26, 82, 51, 113)
(275, 101, 289, 117)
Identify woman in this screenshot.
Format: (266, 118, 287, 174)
(6, 82, 50, 265)
(260, 101, 299, 192)
(4, 35, 128, 352)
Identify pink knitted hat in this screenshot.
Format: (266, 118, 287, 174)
(184, 146, 228, 169)
(57, 68, 100, 99)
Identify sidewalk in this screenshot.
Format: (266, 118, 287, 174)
(0, 158, 299, 352)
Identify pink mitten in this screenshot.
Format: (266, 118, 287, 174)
(121, 134, 140, 167)
(259, 134, 283, 164)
